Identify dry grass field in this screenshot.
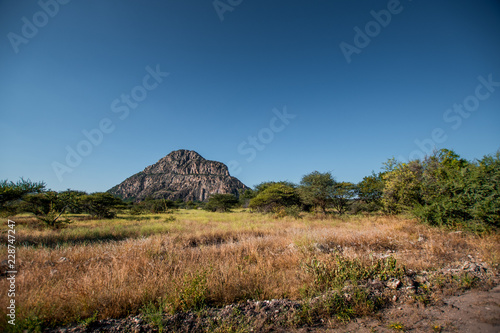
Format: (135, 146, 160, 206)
(1, 210, 499, 332)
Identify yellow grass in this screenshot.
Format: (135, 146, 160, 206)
(0, 210, 498, 330)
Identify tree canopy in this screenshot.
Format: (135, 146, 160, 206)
(249, 183, 301, 213)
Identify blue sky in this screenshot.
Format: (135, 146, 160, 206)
(1, 0, 499, 192)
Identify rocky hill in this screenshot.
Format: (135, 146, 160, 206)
(108, 150, 248, 201)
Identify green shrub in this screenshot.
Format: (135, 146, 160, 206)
(168, 270, 210, 313)
(382, 149, 500, 230)
(249, 183, 301, 213)
(204, 194, 239, 212)
(304, 255, 405, 294)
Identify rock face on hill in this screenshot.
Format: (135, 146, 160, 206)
(108, 150, 248, 202)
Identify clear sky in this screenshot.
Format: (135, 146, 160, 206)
(1, 0, 499, 192)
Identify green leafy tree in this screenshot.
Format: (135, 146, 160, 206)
(299, 171, 335, 213)
(249, 183, 301, 213)
(352, 172, 385, 213)
(185, 200, 198, 210)
(470, 152, 500, 227)
(22, 191, 71, 228)
(57, 190, 87, 213)
(132, 198, 177, 214)
(79, 192, 123, 219)
(331, 181, 357, 215)
(0, 178, 45, 215)
(204, 193, 239, 212)
(382, 160, 424, 214)
(356, 172, 384, 204)
(382, 157, 399, 173)
(238, 188, 255, 208)
(413, 149, 499, 229)
(381, 149, 499, 229)
(254, 181, 297, 195)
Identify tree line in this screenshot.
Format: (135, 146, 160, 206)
(1, 149, 498, 230)
(0, 179, 209, 227)
(207, 149, 499, 230)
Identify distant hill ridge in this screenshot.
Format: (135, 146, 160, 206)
(108, 150, 248, 202)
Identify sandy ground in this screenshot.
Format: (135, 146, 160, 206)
(295, 284, 500, 333)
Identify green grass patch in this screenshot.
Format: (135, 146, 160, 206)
(303, 255, 406, 295)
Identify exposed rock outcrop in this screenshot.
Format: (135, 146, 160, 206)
(108, 150, 248, 201)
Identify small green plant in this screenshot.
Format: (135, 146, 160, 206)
(293, 287, 381, 327)
(292, 302, 314, 326)
(14, 314, 43, 333)
(304, 255, 406, 294)
(79, 311, 99, 327)
(388, 321, 405, 331)
(323, 292, 355, 323)
(412, 294, 432, 306)
(163, 215, 176, 222)
(410, 280, 433, 306)
(168, 269, 210, 313)
(140, 300, 166, 332)
(351, 287, 380, 316)
(372, 256, 406, 280)
(432, 324, 443, 332)
(455, 272, 479, 290)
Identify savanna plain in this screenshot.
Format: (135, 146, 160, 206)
(1, 210, 499, 332)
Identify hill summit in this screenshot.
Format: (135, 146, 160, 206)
(108, 150, 248, 201)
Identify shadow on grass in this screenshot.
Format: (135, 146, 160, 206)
(13, 233, 137, 248)
(1, 214, 175, 248)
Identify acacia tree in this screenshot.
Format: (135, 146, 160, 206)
(331, 182, 357, 215)
(0, 178, 45, 216)
(254, 181, 297, 194)
(356, 172, 384, 204)
(204, 193, 239, 212)
(57, 190, 87, 213)
(79, 192, 124, 219)
(249, 183, 301, 213)
(22, 191, 71, 228)
(299, 171, 335, 213)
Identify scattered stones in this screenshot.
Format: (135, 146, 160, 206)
(406, 286, 416, 295)
(369, 279, 385, 291)
(47, 255, 499, 333)
(313, 242, 331, 253)
(461, 261, 488, 274)
(387, 278, 401, 290)
(415, 275, 427, 284)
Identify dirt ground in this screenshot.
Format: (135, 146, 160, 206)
(301, 284, 500, 333)
(50, 283, 500, 333)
